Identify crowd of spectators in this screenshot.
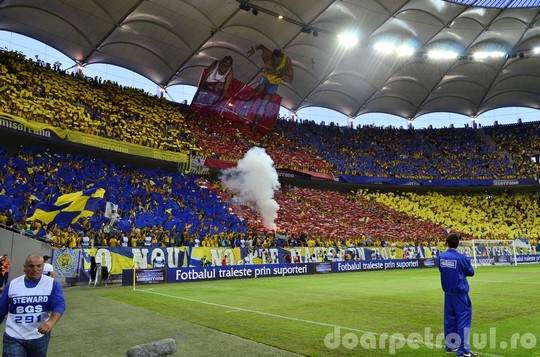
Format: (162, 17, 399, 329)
(187, 113, 332, 172)
(0, 49, 195, 154)
(483, 122, 540, 179)
(2, 143, 538, 247)
(272, 119, 538, 180)
(2, 48, 538, 180)
(0, 145, 247, 248)
(0, 49, 331, 173)
(0, 144, 443, 247)
(367, 190, 539, 245)
(0, 48, 539, 248)
(230, 186, 447, 246)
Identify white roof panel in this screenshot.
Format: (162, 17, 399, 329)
(0, 0, 539, 119)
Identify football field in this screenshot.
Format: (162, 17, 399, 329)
(46, 264, 540, 356)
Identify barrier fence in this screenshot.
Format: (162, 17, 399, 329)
(44, 245, 540, 285)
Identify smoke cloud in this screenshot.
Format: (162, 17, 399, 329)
(220, 147, 280, 230)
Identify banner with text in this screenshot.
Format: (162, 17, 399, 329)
(165, 263, 310, 284)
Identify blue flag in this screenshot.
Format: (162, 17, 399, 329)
(29, 188, 105, 226)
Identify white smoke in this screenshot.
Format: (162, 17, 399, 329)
(220, 147, 280, 230)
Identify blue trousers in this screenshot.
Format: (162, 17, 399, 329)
(444, 293, 472, 355)
(3, 332, 51, 357)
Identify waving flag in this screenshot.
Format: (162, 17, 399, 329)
(29, 188, 105, 226)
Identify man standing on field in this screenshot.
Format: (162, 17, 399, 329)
(438, 234, 478, 357)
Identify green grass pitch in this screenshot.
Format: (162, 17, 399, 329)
(39, 264, 540, 356)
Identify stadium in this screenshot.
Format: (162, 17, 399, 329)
(0, 1, 539, 356)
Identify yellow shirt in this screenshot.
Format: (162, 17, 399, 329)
(263, 55, 287, 85)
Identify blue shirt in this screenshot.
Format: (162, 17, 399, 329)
(438, 248, 475, 295)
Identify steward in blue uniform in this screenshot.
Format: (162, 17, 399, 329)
(438, 234, 478, 357)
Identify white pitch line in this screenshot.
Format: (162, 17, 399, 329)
(136, 288, 503, 357)
(138, 288, 366, 331)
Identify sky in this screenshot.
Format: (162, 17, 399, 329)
(1, 31, 539, 129)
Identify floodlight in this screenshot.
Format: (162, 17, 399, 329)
(427, 50, 459, 60)
(396, 44, 414, 57)
(373, 41, 395, 54)
(338, 32, 359, 47)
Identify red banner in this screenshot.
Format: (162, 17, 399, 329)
(203, 157, 236, 170)
(189, 70, 280, 132)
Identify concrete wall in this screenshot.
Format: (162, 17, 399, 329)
(0, 227, 54, 282)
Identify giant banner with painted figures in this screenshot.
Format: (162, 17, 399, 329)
(190, 69, 280, 132)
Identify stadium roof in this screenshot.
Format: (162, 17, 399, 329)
(1, 0, 540, 120)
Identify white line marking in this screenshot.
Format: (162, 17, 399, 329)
(473, 279, 540, 285)
(137, 289, 503, 357)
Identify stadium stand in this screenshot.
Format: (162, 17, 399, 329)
(0, 48, 539, 248)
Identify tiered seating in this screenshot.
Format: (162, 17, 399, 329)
(0, 145, 247, 247)
(2, 48, 538, 180)
(483, 122, 540, 179)
(1, 48, 539, 247)
(0, 50, 194, 153)
(273, 120, 537, 180)
(370, 190, 540, 242)
(188, 113, 333, 172)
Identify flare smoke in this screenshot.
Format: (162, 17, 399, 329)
(220, 147, 280, 230)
